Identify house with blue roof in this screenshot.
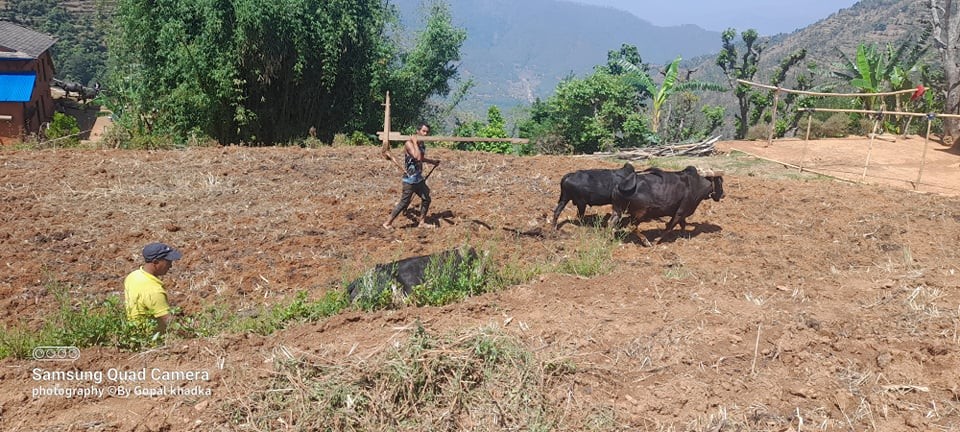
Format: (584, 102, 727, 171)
(0, 21, 56, 141)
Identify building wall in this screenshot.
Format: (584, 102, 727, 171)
(0, 53, 55, 139)
(34, 52, 55, 121)
(0, 102, 25, 139)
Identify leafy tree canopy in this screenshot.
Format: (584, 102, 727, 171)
(106, 0, 465, 145)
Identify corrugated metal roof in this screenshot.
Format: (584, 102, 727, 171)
(0, 21, 56, 59)
(0, 73, 36, 102)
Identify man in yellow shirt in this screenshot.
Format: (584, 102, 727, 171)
(124, 242, 183, 334)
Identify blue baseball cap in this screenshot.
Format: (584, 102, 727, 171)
(142, 242, 183, 262)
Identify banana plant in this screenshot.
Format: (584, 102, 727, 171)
(835, 36, 930, 133)
(618, 56, 725, 133)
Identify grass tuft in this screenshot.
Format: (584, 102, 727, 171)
(224, 325, 578, 430)
(410, 248, 491, 307)
(555, 224, 617, 277)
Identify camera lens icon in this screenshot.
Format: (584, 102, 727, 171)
(32, 346, 80, 361)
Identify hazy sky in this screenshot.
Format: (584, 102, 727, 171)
(571, 0, 860, 35)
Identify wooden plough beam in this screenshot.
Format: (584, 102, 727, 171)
(378, 92, 529, 173)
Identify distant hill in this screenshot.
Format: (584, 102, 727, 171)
(393, 0, 721, 111)
(760, 0, 927, 80)
(677, 0, 929, 138)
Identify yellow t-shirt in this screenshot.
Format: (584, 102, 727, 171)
(123, 268, 171, 320)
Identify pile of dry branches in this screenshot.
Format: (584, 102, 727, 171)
(585, 135, 721, 161)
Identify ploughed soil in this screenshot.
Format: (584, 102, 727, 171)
(1, 137, 959, 431)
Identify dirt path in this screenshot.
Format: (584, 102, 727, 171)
(718, 135, 960, 196)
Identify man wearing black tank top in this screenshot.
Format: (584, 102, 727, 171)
(383, 123, 441, 229)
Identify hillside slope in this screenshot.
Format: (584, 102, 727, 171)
(1, 144, 959, 430)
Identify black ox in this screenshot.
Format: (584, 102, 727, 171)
(611, 166, 724, 244)
(52, 79, 100, 104)
(552, 162, 635, 229)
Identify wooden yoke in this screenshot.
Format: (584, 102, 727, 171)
(380, 92, 405, 174)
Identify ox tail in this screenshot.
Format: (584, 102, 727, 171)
(552, 194, 570, 228)
(552, 175, 575, 228)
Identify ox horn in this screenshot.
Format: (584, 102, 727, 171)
(697, 167, 724, 177)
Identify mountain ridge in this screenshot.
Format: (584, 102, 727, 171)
(393, 0, 722, 110)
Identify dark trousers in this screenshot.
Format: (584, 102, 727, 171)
(390, 181, 431, 220)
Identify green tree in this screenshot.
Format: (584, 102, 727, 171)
(605, 43, 646, 76)
(455, 106, 518, 154)
(519, 70, 652, 154)
(834, 44, 885, 110)
(748, 49, 809, 138)
(716, 28, 763, 139)
(618, 56, 725, 133)
(106, 0, 464, 145)
(380, 1, 466, 133)
(834, 34, 929, 133)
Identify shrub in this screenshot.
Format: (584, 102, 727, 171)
(745, 123, 773, 140)
(330, 131, 375, 147)
(533, 133, 573, 155)
(45, 112, 81, 147)
(237, 290, 348, 335)
(819, 113, 850, 138)
(349, 267, 402, 311)
(410, 249, 490, 307)
(126, 133, 177, 150)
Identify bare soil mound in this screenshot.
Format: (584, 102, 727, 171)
(1, 142, 959, 431)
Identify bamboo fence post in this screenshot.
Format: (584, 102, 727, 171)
(799, 111, 814, 172)
(862, 117, 881, 182)
(915, 117, 933, 189)
(767, 89, 780, 147)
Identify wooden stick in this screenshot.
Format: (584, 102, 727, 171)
(803, 107, 960, 119)
(377, 132, 529, 144)
(380, 91, 391, 155)
(767, 89, 780, 147)
(862, 118, 881, 182)
(751, 322, 761, 376)
(738, 79, 921, 98)
(916, 120, 933, 189)
(799, 113, 813, 173)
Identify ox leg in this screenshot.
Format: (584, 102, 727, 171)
(657, 215, 683, 244)
(576, 203, 587, 222)
(637, 224, 653, 247)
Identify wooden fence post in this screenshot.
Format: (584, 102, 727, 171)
(799, 111, 814, 172)
(915, 116, 933, 189)
(767, 88, 780, 147)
